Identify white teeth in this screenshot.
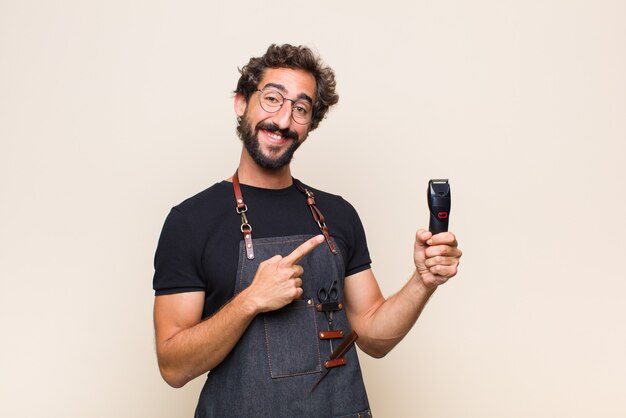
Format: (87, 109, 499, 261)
(264, 130, 283, 141)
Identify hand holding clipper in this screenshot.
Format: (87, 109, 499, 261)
(428, 179, 451, 235)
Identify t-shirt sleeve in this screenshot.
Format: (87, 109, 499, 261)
(153, 207, 206, 295)
(343, 200, 372, 277)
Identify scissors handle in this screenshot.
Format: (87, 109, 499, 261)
(318, 279, 339, 302)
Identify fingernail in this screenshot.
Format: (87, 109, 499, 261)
(426, 239, 432, 245)
(316, 235, 325, 242)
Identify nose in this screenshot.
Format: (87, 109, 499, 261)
(271, 101, 294, 129)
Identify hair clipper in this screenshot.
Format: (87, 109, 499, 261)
(428, 179, 451, 234)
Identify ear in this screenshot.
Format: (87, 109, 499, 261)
(234, 93, 247, 118)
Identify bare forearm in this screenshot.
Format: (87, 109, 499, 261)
(345, 231, 460, 358)
(357, 272, 436, 358)
(156, 289, 257, 388)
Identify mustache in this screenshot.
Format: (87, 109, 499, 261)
(256, 122, 299, 141)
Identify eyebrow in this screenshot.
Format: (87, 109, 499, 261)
(262, 82, 314, 104)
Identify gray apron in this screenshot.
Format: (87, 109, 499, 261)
(194, 234, 371, 417)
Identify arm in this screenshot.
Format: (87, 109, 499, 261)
(344, 229, 461, 358)
(154, 290, 256, 388)
(153, 235, 325, 388)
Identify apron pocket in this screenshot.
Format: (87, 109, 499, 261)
(263, 298, 321, 378)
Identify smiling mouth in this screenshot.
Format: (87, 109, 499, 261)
(259, 128, 291, 146)
(256, 122, 299, 144)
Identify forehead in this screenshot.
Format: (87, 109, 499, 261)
(258, 68, 317, 100)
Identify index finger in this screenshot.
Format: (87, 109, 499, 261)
(281, 235, 325, 266)
(427, 231, 458, 247)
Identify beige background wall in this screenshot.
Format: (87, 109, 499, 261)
(1, 1, 625, 417)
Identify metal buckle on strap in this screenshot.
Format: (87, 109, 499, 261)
(239, 210, 250, 228)
(232, 170, 255, 260)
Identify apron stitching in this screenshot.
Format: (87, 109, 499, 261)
(262, 290, 324, 378)
(313, 299, 322, 368)
(236, 243, 247, 293)
(253, 237, 318, 247)
(262, 314, 274, 377)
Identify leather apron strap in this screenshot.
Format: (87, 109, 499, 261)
(231, 170, 338, 257)
(292, 178, 338, 255)
(232, 171, 254, 260)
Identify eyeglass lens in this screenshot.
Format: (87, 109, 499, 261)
(258, 89, 312, 125)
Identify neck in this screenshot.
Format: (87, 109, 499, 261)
(233, 148, 293, 189)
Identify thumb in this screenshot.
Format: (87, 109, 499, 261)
(414, 229, 432, 250)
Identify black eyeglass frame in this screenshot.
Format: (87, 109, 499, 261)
(256, 88, 314, 125)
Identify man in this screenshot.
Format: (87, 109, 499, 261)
(153, 44, 462, 417)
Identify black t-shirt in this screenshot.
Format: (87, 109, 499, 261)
(153, 180, 372, 318)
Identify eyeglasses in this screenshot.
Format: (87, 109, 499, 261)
(256, 88, 314, 125)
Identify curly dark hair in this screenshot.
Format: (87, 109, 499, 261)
(235, 44, 339, 131)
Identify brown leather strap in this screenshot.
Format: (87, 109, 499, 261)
(310, 330, 359, 392)
(316, 301, 343, 312)
(232, 171, 246, 211)
(330, 330, 358, 360)
(323, 357, 346, 369)
(319, 330, 344, 339)
(232, 172, 338, 259)
(293, 179, 338, 255)
(232, 170, 254, 260)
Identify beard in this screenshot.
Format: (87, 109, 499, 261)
(237, 114, 303, 171)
